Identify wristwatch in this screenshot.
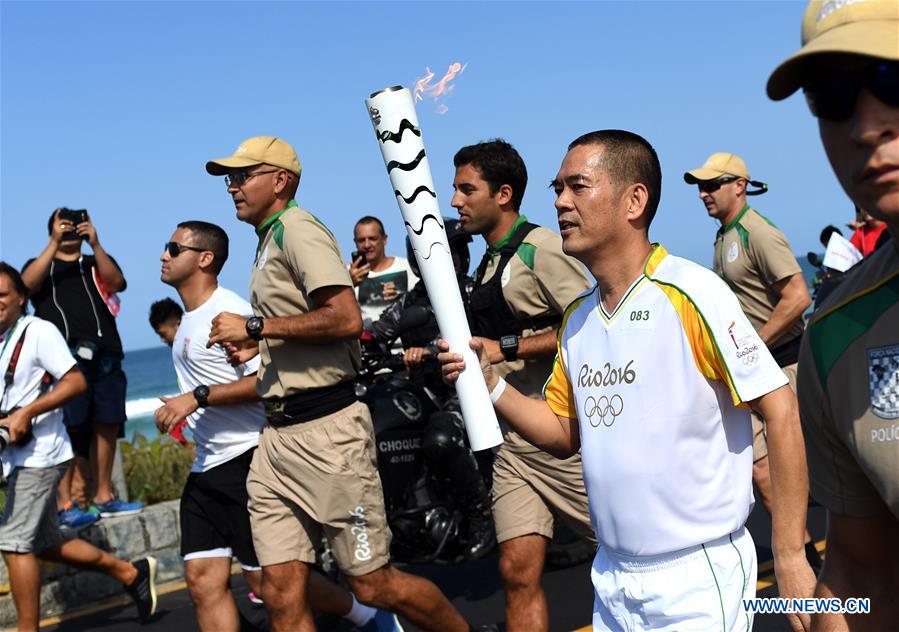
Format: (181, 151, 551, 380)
(246, 316, 265, 341)
(499, 334, 519, 362)
(193, 384, 210, 409)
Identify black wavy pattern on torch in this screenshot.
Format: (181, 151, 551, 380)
(387, 149, 426, 173)
(394, 185, 436, 204)
(405, 213, 444, 235)
(413, 241, 451, 261)
(377, 119, 421, 143)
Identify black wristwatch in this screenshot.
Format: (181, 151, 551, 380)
(246, 316, 265, 341)
(499, 334, 519, 362)
(193, 384, 210, 409)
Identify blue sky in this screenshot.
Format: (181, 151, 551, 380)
(2, 1, 849, 352)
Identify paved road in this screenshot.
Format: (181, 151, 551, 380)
(42, 503, 826, 631)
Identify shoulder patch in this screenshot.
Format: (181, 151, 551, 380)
(735, 223, 750, 250)
(517, 243, 537, 270)
(272, 220, 285, 250)
(808, 270, 899, 385)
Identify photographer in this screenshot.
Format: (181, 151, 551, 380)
(21, 208, 141, 526)
(0, 262, 157, 629)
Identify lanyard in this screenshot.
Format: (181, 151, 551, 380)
(0, 317, 24, 364)
(0, 316, 25, 410)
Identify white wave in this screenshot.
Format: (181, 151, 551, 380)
(126, 394, 179, 420)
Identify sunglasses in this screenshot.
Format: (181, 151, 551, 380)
(165, 242, 206, 257)
(803, 61, 899, 122)
(224, 169, 279, 187)
(697, 176, 739, 193)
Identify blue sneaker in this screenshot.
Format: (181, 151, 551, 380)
(90, 497, 144, 518)
(358, 609, 404, 632)
(58, 502, 100, 528)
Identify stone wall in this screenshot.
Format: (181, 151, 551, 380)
(0, 500, 183, 627)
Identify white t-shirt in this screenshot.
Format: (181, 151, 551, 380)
(0, 315, 76, 477)
(171, 287, 264, 473)
(544, 245, 788, 557)
(354, 256, 419, 326)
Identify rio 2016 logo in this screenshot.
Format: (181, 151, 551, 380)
(578, 361, 636, 388)
(583, 394, 624, 428)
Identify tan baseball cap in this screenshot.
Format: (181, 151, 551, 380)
(206, 136, 301, 177)
(684, 152, 769, 195)
(767, 0, 899, 101)
(684, 153, 751, 183)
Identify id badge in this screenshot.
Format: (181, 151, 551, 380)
(75, 344, 95, 361)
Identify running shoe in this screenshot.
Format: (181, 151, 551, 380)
(359, 609, 404, 632)
(58, 502, 100, 529)
(124, 557, 158, 622)
(89, 497, 144, 518)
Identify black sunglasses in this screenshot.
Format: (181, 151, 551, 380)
(165, 242, 206, 257)
(224, 169, 279, 187)
(803, 61, 899, 122)
(697, 176, 739, 193)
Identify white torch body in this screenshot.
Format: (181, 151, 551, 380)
(365, 86, 502, 451)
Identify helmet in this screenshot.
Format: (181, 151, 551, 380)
(406, 217, 472, 279)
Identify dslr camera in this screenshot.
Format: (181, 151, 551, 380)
(58, 208, 89, 242)
(0, 408, 31, 452)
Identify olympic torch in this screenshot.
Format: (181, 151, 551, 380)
(365, 86, 502, 451)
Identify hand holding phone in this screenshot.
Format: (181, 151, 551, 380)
(349, 250, 370, 286)
(57, 208, 89, 242)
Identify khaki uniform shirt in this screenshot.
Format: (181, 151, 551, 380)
(798, 242, 899, 518)
(249, 200, 360, 399)
(478, 216, 592, 452)
(713, 205, 803, 348)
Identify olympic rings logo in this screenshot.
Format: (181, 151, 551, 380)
(741, 353, 759, 366)
(583, 394, 624, 428)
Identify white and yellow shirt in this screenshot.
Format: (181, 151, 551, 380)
(544, 245, 787, 556)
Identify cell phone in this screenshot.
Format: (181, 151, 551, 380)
(352, 250, 365, 265)
(58, 209, 89, 241)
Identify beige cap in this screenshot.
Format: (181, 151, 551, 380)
(206, 136, 301, 177)
(684, 152, 751, 183)
(767, 0, 899, 100)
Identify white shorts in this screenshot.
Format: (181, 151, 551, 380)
(591, 527, 756, 631)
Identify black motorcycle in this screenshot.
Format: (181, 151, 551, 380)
(356, 307, 495, 565)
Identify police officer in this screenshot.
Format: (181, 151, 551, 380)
(769, 1, 899, 628)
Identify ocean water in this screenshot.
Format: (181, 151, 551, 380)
(122, 346, 179, 441)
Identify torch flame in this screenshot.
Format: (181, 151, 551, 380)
(413, 62, 467, 114)
(413, 67, 435, 102)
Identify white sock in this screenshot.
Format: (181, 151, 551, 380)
(345, 594, 378, 625)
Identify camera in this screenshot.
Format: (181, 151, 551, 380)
(58, 208, 89, 241)
(0, 409, 32, 452)
(0, 408, 15, 453)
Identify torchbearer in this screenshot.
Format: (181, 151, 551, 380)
(365, 86, 502, 451)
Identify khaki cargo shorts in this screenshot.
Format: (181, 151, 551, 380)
(492, 439, 595, 545)
(750, 362, 798, 462)
(246, 401, 391, 576)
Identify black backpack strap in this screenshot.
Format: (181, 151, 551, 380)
(473, 221, 539, 285)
